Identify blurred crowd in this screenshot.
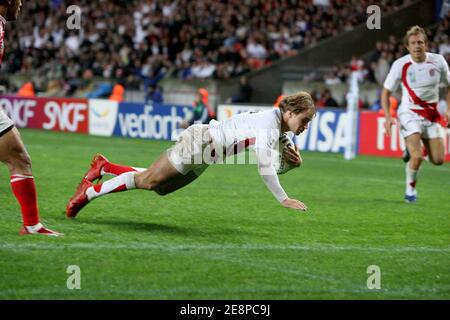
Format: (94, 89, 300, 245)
(1, 0, 406, 97)
(324, 11, 450, 88)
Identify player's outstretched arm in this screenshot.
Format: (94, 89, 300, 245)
(256, 147, 307, 211)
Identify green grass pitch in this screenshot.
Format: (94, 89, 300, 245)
(0, 128, 449, 299)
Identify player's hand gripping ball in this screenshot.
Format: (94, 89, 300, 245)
(274, 134, 301, 174)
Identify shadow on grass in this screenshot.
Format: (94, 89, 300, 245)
(79, 218, 190, 234)
(71, 216, 249, 239)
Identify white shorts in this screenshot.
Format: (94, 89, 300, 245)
(0, 107, 14, 136)
(167, 124, 214, 176)
(398, 112, 444, 140)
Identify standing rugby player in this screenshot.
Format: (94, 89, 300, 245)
(382, 26, 450, 203)
(0, 0, 61, 235)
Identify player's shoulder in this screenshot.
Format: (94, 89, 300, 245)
(427, 52, 447, 66)
(391, 54, 411, 68)
(254, 108, 280, 126)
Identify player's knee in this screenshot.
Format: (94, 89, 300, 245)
(154, 186, 169, 196)
(410, 154, 422, 164)
(135, 172, 163, 191)
(9, 149, 32, 173)
(430, 158, 444, 166)
(136, 178, 156, 191)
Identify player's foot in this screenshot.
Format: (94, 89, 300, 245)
(84, 153, 109, 182)
(404, 194, 417, 203)
(19, 223, 63, 236)
(66, 179, 92, 218)
(402, 148, 410, 163)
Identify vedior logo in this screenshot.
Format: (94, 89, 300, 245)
(118, 105, 183, 140)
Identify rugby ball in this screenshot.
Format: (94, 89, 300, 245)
(274, 134, 298, 175)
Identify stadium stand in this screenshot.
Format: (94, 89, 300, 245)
(325, 11, 450, 86)
(1, 0, 407, 97)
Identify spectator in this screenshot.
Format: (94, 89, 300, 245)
(439, 35, 450, 56)
(191, 59, 216, 79)
(2, 0, 408, 94)
(181, 88, 213, 129)
(146, 85, 164, 104)
(327, 12, 450, 85)
(17, 82, 35, 97)
(317, 89, 339, 108)
(109, 82, 125, 102)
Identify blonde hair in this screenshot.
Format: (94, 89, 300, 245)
(404, 25, 428, 46)
(279, 91, 315, 114)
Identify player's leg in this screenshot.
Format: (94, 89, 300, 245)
(421, 138, 445, 166)
(84, 153, 145, 182)
(66, 124, 210, 217)
(420, 122, 446, 166)
(67, 153, 182, 217)
(137, 124, 210, 195)
(0, 127, 61, 235)
(0, 127, 32, 175)
(90, 155, 207, 196)
(404, 132, 422, 202)
(151, 165, 207, 195)
(402, 146, 410, 163)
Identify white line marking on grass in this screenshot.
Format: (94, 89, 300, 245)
(0, 243, 449, 253)
(200, 252, 338, 282)
(354, 177, 404, 185)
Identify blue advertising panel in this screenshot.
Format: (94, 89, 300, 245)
(295, 109, 360, 154)
(111, 102, 192, 140)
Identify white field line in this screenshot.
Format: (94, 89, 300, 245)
(0, 242, 449, 253)
(352, 177, 404, 185)
(196, 251, 338, 282)
(1, 243, 448, 298)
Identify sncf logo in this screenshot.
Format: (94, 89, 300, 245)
(43, 101, 87, 132)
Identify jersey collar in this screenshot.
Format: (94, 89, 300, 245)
(409, 52, 429, 65)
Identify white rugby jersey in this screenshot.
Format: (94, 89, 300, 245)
(383, 52, 450, 122)
(209, 108, 281, 155)
(208, 108, 288, 202)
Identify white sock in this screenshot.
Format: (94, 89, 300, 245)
(25, 223, 43, 232)
(405, 164, 418, 196)
(86, 171, 137, 201)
